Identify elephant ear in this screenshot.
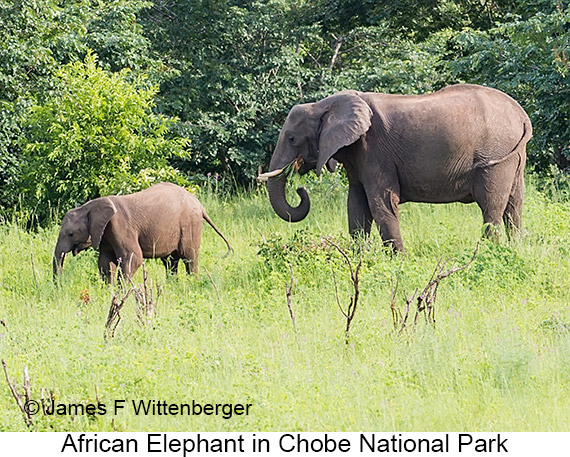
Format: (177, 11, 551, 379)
(87, 198, 117, 250)
(316, 91, 373, 176)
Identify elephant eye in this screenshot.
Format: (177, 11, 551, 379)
(288, 136, 295, 144)
(67, 232, 73, 237)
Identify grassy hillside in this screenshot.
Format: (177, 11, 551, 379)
(1, 178, 570, 431)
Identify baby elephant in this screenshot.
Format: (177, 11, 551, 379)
(53, 182, 232, 281)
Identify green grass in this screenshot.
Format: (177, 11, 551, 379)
(2, 178, 570, 431)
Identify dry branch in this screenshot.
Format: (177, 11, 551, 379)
(285, 264, 297, 334)
(105, 287, 134, 339)
(324, 237, 362, 344)
(30, 241, 39, 289)
(2, 359, 33, 427)
(392, 243, 479, 333)
(329, 34, 344, 70)
(134, 264, 160, 327)
(106, 265, 161, 338)
(40, 387, 55, 416)
(205, 268, 221, 301)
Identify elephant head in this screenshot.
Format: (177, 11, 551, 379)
(53, 197, 117, 278)
(264, 91, 373, 222)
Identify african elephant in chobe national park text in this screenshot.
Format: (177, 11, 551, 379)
(53, 182, 232, 282)
(259, 84, 532, 252)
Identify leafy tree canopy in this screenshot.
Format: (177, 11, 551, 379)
(0, 0, 568, 221)
(19, 53, 189, 223)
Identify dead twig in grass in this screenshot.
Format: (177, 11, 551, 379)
(285, 264, 297, 335)
(105, 287, 134, 339)
(2, 359, 33, 427)
(40, 387, 55, 415)
(133, 264, 160, 328)
(391, 243, 479, 333)
(30, 241, 39, 289)
(106, 265, 161, 338)
(324, 237, 362, 344)
(205, 268, 221, 301)
(390, 277, 402, 331)
(415, 242, 479, 326)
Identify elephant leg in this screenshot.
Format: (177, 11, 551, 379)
(473, 160, 518, 241)
(182, 247, 199, 276)
(161, 256, 180, 275)
(115, 246, 144, 279)
(169, 257, 180, 275)
(348, 182, 373, 239)
(367, 189, 404, 252)
(181, 225, 202, 276)
(182, 257, 197, 275)
(98, 247, 117, 284)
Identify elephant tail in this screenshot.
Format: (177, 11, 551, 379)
(515, 116, 532, 171)
(512, 116, 533, 163)
(202, 210, 233, 257)
(476, 116, 532, 169)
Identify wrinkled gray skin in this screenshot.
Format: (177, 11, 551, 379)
(53, 182, 232, 282)
(266, 84, 532, 252)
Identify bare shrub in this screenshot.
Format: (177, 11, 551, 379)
(2, 360, 34, 427)
(105, 264, 161, 339)
(391, 243, 479, 334)
(324, 237, 362, 344)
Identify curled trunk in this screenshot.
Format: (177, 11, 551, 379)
(266, 174, 310, 222)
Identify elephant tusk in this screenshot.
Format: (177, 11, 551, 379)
(293, 157, 303, 171)
(257, 168, 285, 182)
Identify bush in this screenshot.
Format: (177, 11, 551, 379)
(18, 53, 189, 223)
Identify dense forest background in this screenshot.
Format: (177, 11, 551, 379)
(0, 0, 568, 222)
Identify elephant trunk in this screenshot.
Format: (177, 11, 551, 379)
(266, 174, 310, 222)
(53, 242, 68, 280)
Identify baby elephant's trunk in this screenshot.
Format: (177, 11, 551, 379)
(53, 242, 67, 280)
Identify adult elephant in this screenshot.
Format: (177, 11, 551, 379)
(53, 182, 232, 281)
(259, 84, 532, 252)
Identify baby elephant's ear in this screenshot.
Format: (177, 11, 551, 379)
(315, 91, 373, 176)
(87, 198, 117, 250)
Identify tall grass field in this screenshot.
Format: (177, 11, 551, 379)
(1, 176, 570, 431)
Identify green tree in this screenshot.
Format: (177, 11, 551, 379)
(0, 0, 157, 213)
(19, 53, 189, 222)
(449, 4, 570, 173)
(309, 0, 556, 40)
(143, 0, 309, 183)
